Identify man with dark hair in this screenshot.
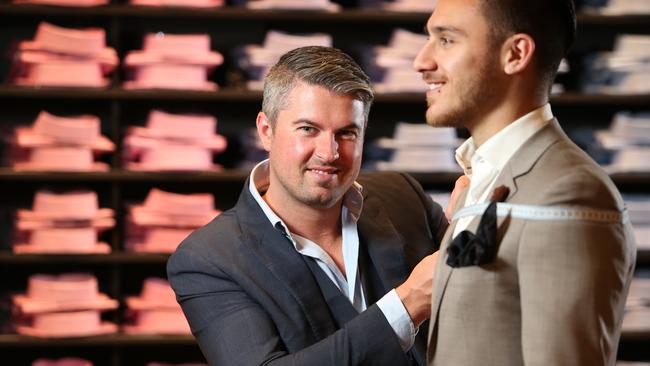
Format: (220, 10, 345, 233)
(414, 0, 635, 365)
(168, 46, 448, 366)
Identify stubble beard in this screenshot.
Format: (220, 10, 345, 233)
(425, 60, 499, 130)
(279, 169, 342, 209)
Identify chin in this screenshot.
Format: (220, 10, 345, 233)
(309, 197, 337, 209)
(425, 115, 448, 128)
(426, 110, 460, 129)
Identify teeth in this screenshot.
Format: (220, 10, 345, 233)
(312, 169, 333, 175)
(429, 82, 444, 91)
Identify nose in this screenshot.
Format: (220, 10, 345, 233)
(413, 41, 437, 73)
(315, 133, 339, 162)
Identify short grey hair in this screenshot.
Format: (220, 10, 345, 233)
(262, 46, 374, 128)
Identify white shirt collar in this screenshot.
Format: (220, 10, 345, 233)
(455, 103, 554, 176)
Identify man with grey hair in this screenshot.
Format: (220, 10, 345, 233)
(168, 46, 448, 366)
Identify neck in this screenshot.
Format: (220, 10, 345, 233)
(469, 80, 548, 148)
(263, 190, 343, 244)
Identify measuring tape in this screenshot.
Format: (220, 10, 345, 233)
(452, 202, 629, 224)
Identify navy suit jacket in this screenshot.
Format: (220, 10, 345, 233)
(167, 172, 447, 366)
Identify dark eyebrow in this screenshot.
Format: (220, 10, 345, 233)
(430, 26, 466, 37)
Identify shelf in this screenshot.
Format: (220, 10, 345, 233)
(0, 87, 423, 103)
(1, 170, 649, 185)
(0, 86, 262, 102)
(1, 87, 650, 106)
(611, 173, 650, 186)
(0, 331, 646, 348)
(0, 252, 169, 264)
(1, 4, 649, 26)
(0, 4, 430, 22)
(578, 13, 650, 26)
(0, 169, 250, 182)
(637, 250, 650, 265)
(0, 334, 196, 347)
(550, 93, 650, 107)
(621, 330, 650, 341)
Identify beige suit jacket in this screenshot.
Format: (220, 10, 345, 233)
(427, 119, 636, 366)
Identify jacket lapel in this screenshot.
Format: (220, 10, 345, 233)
(357, 191, 409, 294)
(507, 118, 564, 192)
(235, 179, 337, 340)
(430, 186, 467, 324)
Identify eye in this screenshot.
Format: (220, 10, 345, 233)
(298, 126, 316, 134)
(439, 37, 452, 46)
(338, 130, 359, 140)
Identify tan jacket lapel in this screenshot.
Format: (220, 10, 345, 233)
(429, 186, 467, 328)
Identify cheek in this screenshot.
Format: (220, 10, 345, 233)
(281, 138, 311, 162)
(342, 141, 364, 161)
(443, 52, 474, 81)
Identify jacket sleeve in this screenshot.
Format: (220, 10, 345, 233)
(517, 171, 636, 365)
(167, 244, 410, 366)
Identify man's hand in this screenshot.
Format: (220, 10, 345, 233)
(395, 251, 439, 327)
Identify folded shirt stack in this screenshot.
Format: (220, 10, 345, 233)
(123, 33, 223, 91)
(122, 109, 227, 172)
(582, 0, 650, 15)
(32, 358, 94, 366)
(12, 273, 118, 338)
(129, 0, 224, 7)
(4, 111, 114, 172)
(622, 277, 650, 332)
(232, 0, 340, 12)
(551, 58, 570, 95)
(367, 122, 462, 173)
(596, 112, 650, 150)
(606, 148, 650, 173)
(13, 190, 115, 254)
(9, 22, 117, 88)
(13, 0, 107, 5)
(124, 188, 220, 253)
(360, 28, 428, 93)
(581, 34, 650, 94)
(595, 112, 650, 173)
(359, 0, 437, 12)
(123, 277, 191, 335)
(622, 194, 650, 251)
(233, 30, 332, 91)
(147, 363, 208, 366)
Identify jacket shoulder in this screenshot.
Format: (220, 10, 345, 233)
(357, 171, 424, 198)
(523, 139, 624, 210)
(173, 207, 243, 259)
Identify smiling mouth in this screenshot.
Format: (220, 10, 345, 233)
(428, 82, 445, 92)
(308, 168, 339, 176)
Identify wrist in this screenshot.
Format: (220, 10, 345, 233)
(395, 285, 428, 327)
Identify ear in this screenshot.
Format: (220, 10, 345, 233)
(256, 112, 273, 152)
(501, 33, 535, 75)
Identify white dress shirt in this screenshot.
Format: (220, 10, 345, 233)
(453, 104, 554, 237)
(249, 160, 416, 351)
